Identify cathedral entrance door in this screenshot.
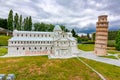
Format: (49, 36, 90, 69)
(60, 49, 68, 56)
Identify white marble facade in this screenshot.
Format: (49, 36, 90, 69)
(8, 25, 78, 58)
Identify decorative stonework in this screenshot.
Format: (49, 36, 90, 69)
(8, 25, 79, 58)
(94, 15, 109, 56)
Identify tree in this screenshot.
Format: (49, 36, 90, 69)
(0, 18, 7, 29)
(14, 13, 19, 30)
(23, 18, 26, 30)
(115, 30, 120, 51)
(28, 16, 32, 31)
(19, 15, 22, 30)
(87, 33, 90, 39)
(92, 33, 96, 41)
(24, 17, 29, 31)
(60, 25, 65, 31)
(7, 9, 13, 31)
(71, 29, 77, 37)
(108, 31, 118, 40)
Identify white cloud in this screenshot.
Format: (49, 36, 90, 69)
(0, 0, 120, 33)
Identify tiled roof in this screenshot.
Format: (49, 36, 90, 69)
(9, 37, 53, 41)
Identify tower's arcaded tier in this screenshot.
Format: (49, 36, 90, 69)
(94, 15, 109, 56)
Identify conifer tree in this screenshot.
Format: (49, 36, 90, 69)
(7, 9, 13, 31)
(19, 15, 22, 30)
(28, 16, 32, 31)
(14, 13, 19, 30)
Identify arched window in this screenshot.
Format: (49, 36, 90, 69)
(23, 47, 25, 50)
(26, 34, 27, 37)
(40, 47, 42, 49)
(17, 47, 19, 50)
(29, 47, 31, 50)
(35, 47, 37, 50)
(46, 47, 47, 50)
(17, 34, 19, 37)
(21, 34, 23, 37)
(45, 34, 47, 37)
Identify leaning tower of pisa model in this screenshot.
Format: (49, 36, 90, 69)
(94, 15, 109, 56)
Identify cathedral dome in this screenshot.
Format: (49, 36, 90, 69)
(53, 25, 62, 31)
(13, 29, 18, 32)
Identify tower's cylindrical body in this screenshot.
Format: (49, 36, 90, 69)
(94, 15, 109, 56)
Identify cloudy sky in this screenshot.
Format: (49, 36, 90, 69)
(0, 0, 120, 33)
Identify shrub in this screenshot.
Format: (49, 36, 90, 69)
(82, 41, 95, 44)
(115, 30, 120, 51)
(107, 40, 115, 47)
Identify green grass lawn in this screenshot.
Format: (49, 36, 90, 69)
(0, 47, 7, 56)
(77, 44, 94, 51)
(81, 58, 120, 80)
(100, 55, 118, 59)
(78, 44, 120, 54)
(0, 35, 11, 46)
(107, 50, 120, 54)
(0, 56, 120, 80)
(0, 56, 101, 80)
(77, 44, 120, 59)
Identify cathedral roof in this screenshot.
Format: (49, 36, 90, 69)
(9, 37, 53, 41)
(15, 31, 53, 34)
(53, 25, 62, 31)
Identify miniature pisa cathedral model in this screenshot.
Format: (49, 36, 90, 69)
(8, 25, 79, 58)
(94, 15, 109, 56)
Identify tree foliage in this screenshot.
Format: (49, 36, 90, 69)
(92, 31, 118, 41)
(19, 15, 22, 30)
(71, 29, 77, 37)
(7, 9, 13, 31)
(7, 10, 33, 31)
(0, 18, 7, 29)
(108, 31, 118, 40)
(115, 30, 120, 50)
(28, 16, 32, 31)
(34, 23, 54, 31)
(14, 13, 19, 30)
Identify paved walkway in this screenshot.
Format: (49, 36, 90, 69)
(78, 50, 120, 67)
